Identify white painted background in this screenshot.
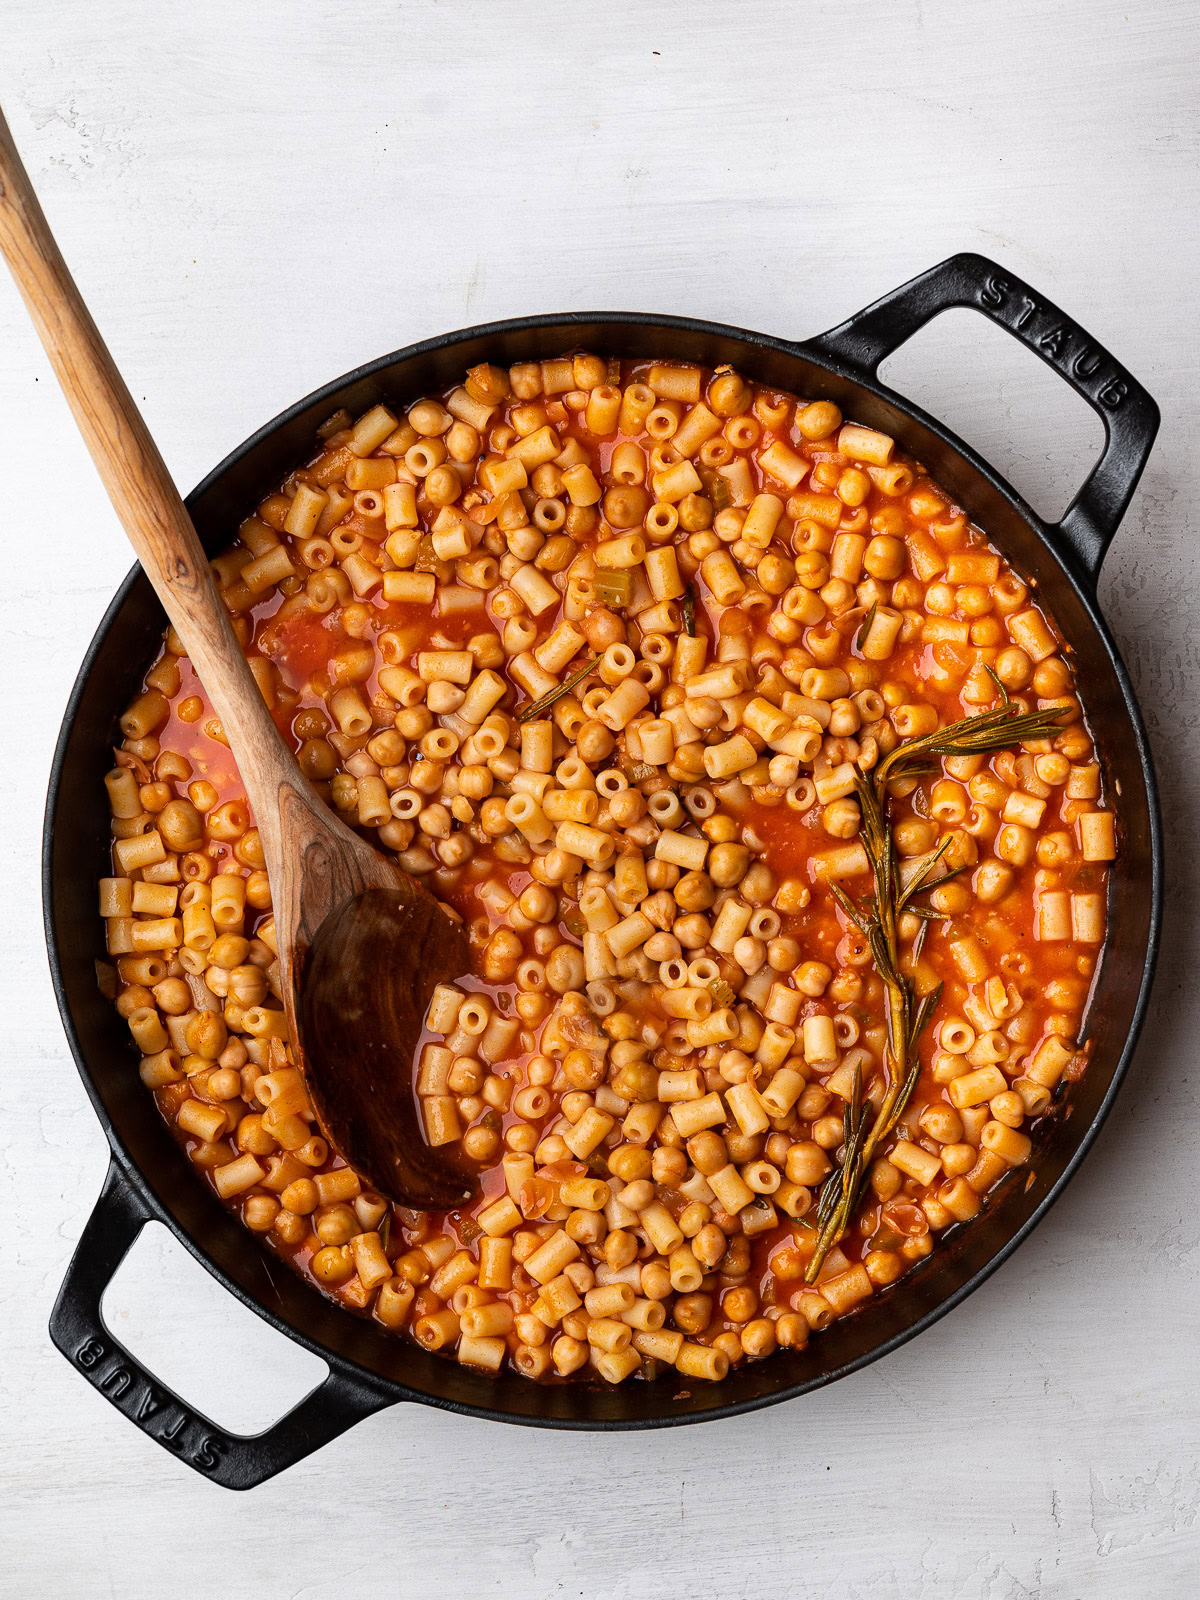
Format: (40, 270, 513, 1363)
(2, 2, 1197, 1594)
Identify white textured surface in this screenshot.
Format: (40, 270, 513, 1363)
(2, 1, 1198, 1594)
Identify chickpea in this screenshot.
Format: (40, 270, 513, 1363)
(692, 1223, 727, 1269)
(209, 933, 249, 970)
(545, 944, 586, 994)
(641, 1262, 673, 1301)
(395, 706, 432, 740)
(863, 534, 906, 579)
(733, 935, 766, 973)
(228, 965, 267, 1007)
(702, 814, 737, 844)
(463, 1125, 501, 1162)
(678, 1202, 711, 1237)
(1046, 975, 1086, 1009)
(206, 1068, 242, 1101)
(894, 815, 939, 856)
(673, 1293, 713, 1334)
(837, 467, 871, 507)
(869, 1158, 904, 1201)
(794, 961, 832, 997)
(719, 1236, 751, 1278)
(990, 1090, 1026, 1128)
(1033, 657, 1071, 697)
(566, 1208, 604, 1245)
(311, 1245, 354, 1285)
(766, 937, 801, 973)
(709, 372, 750, 416)
(812, 1114, 845, 1150)
(245, 870, 272, 910)
(823, 797, 861, 838)
(299, 738, 338, 780)
(151, 977, 192, 1015)
(221, 1038, 249, 1074)
(973, 861, 1015, 904)
(518, 883, 558, 924)
(674, 870, 715, 912)
(723, 1285, 758, 1323)
(608, 790, 646, 827)
(941, 1143, 976, 1177)
(602, 485, 649, 529)
(785, 1141, 831, 1185)
(741, 1318, 778, 1358)
(281, 1178, 319, 1215)
(757, 552, 794, 594)
(775, 1312, 809, 1349)
(708, 843, 750, 886)
(740, 863, 776, 904)
(563, 1048, 604, 1090)
(605, 1229, 639, 1270)
(827, 969, 863, 1004)
(795, 400, 842, 440)
(581, 607, 626, 651)
(646, 859, 679, 891)
(483, 928, 523, 981)
(116, 985, 153, 1019)
(575, 719, 615, 764)
(919, 1104, 964, 1145)
(186, 1010, 227, 1061)
(314, 1203, 359, 1246)
(865, 1250, 904, 1287)
(158, 798, 204, 851)
(930, 878, 973, 914)
(651, 1146, 688, 1186)
(995, 646, 1033, 689)
(688, 696, 722, 729)
(448, 1057, 485, 1094)
(274, 1209, 308, 1246)
(672, 913, 712, 949)
(437, 833, 473, 868)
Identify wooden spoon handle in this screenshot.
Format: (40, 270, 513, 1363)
(0, 104, 300, 823)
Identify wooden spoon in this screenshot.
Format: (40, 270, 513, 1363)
(0, 105, 476, 1209)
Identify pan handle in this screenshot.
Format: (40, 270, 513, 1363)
(49, 1160, 394, 1489)
(801, 252, 1159, 587)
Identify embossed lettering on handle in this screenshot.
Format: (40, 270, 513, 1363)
(802, 251, 1160, 586)
(976, 271, 1129, 410)
(49, 1162, 394, 1489)
(75, 1337, 229, 1470)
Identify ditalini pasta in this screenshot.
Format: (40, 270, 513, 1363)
(99, 355, 1113, 1384)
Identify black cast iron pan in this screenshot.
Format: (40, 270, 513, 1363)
(43, 253, 1162, 1487)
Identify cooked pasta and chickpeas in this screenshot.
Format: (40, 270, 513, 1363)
(100, 354, 1114, 1384)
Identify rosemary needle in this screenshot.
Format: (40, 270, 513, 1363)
(517, 656, 598, 723)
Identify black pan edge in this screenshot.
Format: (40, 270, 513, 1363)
(43, 307, 1163, 1433)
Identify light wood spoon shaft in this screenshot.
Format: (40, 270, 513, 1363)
(0, 102, 475, 1209)
(0, 104, 301, 868)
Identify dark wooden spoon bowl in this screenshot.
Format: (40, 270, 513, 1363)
(301, 887, 476, 1210)
(0, 103, 475, 1210)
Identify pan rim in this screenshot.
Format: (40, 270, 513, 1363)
(42, 307, 1163, 1429)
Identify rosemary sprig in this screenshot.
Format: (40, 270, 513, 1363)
(517, 656, 598, 723)
(803, 695, 1070, 1283)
